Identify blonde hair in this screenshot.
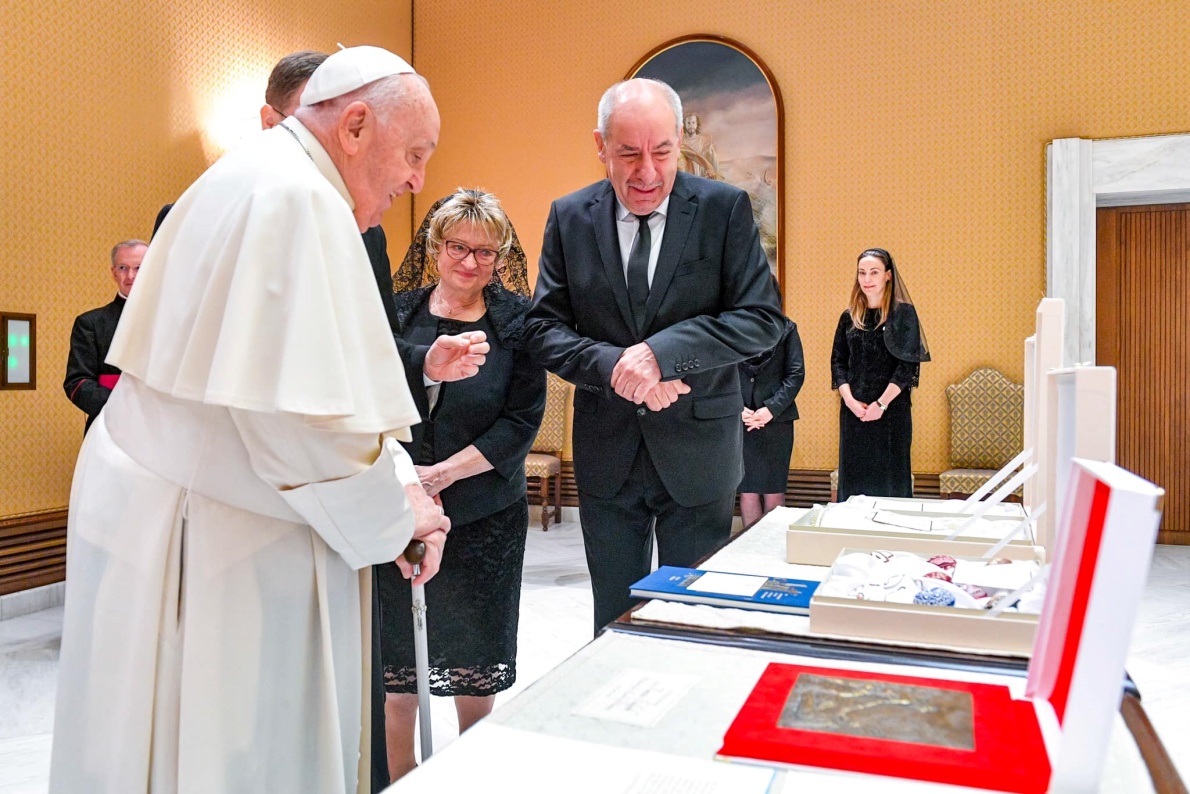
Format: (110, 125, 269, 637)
(425, 189, 513, 261)
(848, 248, 894, 330)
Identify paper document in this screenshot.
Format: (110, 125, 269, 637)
(399, 721, 775, 794)
(870, 499, 924, 512)
(687, 571, 768, 597)
(872, 510, 935, 532)
(572, 668, 700, 727)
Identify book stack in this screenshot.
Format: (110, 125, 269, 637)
(630, 566, 818, 616)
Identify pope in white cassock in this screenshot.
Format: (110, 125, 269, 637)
(48, 47, 483, 794)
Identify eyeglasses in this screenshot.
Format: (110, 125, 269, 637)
(442, 239, 500, 267)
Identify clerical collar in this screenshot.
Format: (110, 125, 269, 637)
(277, 117, 355, 211)
(615, 194, 670, 223)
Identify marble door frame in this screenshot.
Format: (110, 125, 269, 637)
(1046, 133, 1190, 366)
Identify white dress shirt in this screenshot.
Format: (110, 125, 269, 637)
(615, 195, 670, 288)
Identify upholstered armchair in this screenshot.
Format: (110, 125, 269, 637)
(939, 367, 1024, 499)
(525, 372, 570, 530)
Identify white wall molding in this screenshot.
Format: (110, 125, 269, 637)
(1046, 132, 1190, 365)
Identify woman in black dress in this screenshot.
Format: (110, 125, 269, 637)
(830, 248, 930, 501)
(379, 189, 544, 779)
(738, 317, 805, 527)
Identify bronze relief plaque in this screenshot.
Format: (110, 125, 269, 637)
(778, 674, 975, 750)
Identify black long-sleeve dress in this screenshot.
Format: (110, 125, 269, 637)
(378, 284, 546, 697)
(830, 308, 920, 501)
(738, 320, 805, 493)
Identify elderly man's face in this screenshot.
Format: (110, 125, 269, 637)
(110, 244, 146, 297)
(595, 88, 680, 216)
(342, 87, 440, 232)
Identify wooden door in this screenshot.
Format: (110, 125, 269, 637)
(1097, 203, 1190, 544)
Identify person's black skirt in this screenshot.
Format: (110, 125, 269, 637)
(837, 397, 913, 501)
(739, 421, 794, 493)
(379, 497, 528, 697)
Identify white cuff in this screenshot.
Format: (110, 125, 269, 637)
(425, 382, 442, 414)
(279, 439, 415, 569)
(387, 437, 420, 487)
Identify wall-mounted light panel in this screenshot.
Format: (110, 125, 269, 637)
(1, 312, 36, 390)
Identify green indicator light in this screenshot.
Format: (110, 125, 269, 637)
(20, 335, 29, 347)
(6, 334, 13, 347)
(8, 356, 17, 369)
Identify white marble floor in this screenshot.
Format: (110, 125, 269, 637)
(1, 522, 1187, 793)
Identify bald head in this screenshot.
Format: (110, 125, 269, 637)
(296, 73, 440, 232)
(597, 78, 682, 140)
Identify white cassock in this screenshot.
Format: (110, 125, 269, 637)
(49, 117, 420, 794)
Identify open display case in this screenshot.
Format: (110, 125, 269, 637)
(807, 548, 1044, 655)
(723, 459, 1165, 792)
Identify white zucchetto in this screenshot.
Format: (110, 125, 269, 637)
(300, 45, 417, 106)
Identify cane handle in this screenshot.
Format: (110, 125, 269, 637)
(404, 539, 427, 565)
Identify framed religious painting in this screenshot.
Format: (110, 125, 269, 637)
(628, 35, 784, 294)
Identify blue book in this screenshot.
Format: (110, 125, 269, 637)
(630, 566, 818, 615)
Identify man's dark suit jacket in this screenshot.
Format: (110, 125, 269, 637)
(362, 225, 400, 333)
(359, 223, 398, 794)
(739, 320, 805, 424)
(524, 171, 786, 507)
(64, 295, 125, 432)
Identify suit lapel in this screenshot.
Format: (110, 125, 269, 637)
(590, 185, 638, 334)
(643, 176, 696, 332)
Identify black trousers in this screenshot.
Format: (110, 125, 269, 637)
(371, 568, 389, 792)
(578, 442, 735, 633)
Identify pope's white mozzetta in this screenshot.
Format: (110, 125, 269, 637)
(49, 61, 429, 793)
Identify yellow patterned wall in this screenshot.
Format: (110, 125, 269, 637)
(413, 0, 1190, 472)
(4, 1, 1189, 519)
(0, 0, 412, 517)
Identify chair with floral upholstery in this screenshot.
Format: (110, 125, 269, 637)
(525, 372, 570, 530)
(939, 367, 1024, 499)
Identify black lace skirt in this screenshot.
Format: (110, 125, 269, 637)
(378, 497, 528, 697)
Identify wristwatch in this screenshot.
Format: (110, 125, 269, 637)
(876, 400, 888, 411)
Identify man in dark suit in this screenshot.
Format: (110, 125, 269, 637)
(524, 78, 786, 631)
(64, 239, 146, 432)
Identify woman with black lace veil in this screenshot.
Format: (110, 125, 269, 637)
(830, 248, 930, 501)
(378, 189, 544, 780)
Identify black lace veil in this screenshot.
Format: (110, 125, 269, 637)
(392, 190, 530, 297)
(861, 248, 931, 364)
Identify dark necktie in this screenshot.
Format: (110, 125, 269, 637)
(626, 213, 653, 334)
